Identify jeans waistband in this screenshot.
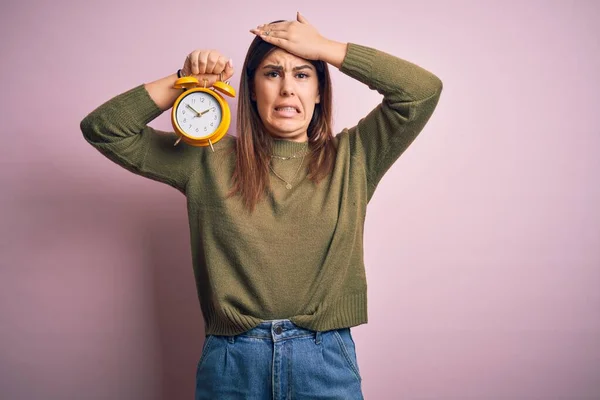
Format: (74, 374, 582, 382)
(227, 319, 323, 344)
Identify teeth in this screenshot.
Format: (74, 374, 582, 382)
(276, 107, 297, 112)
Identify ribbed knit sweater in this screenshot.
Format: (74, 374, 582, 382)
(80, 43, 442, 335)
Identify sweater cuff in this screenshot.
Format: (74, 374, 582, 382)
(339, 43, 376, 83)
(114, 84, 164, 128)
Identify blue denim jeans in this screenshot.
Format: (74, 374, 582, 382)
(195, 319, 364, 399)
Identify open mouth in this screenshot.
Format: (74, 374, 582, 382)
(274, 106, 300, 113)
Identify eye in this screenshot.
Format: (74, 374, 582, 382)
(296, 72, 310, 79)
(265, 71, 280, 78)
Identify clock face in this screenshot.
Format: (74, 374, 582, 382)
(175, 91, 223, 138)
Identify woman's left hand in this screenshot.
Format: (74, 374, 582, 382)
(250, 12, 330, 61)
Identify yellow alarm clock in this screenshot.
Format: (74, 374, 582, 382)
(171, 74, 236, 150)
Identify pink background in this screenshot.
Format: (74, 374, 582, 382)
(2, 0, 599, 399)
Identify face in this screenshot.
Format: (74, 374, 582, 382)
(252, 49, 320, 142)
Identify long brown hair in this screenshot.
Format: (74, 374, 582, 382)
(229, 32, 337, 212)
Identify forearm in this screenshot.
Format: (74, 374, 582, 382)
(341, 44, 442, 198)
(144, 73, 182, 111)
(341, 44, 442, 102)
(320, 40, 348, 69)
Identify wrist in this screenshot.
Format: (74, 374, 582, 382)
(319, 39, 347, 69)
(144, 73, 183, 111)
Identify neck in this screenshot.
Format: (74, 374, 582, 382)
(268, 130, 308, 143)
(271, 138, 309, 157)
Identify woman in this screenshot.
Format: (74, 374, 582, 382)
(81, 12, 442, 400)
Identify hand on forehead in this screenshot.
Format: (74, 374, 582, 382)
(249, 12, 326, 62)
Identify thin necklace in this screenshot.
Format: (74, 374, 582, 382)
(269, 150, 307, 190)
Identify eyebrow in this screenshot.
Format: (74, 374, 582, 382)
(262, 64, 315, 71)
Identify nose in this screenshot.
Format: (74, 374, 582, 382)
(280, 76, 295, 96)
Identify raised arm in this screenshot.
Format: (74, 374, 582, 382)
(80, 50, 234, 194)
(339, 44, 443, 199)
(251, 12, 443, 200)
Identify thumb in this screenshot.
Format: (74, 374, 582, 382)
(223, 58, 234, 81)
(297, 11, 309, 24)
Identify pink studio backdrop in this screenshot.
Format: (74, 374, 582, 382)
(1, 1, 599, 399)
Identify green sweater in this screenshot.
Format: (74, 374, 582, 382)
(80, 43, 442, 336)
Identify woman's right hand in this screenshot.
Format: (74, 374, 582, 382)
(181, 50, 234, 86)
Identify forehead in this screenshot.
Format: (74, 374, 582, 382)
(259, 49, 314, 68)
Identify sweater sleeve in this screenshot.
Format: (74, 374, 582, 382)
(339, 43, 443, 200)
(80, 84, 203, 194)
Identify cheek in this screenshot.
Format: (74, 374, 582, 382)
(255, 95, 270, 115)
(303, 90, 320, 116)
(304, 101, 316, 114)
(255, 97, 274, 124)
(254, 86, 275, 112)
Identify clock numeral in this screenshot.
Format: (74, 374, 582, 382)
(195, 128, 199, 132)
(183, 118, 187, 123)
(213, 115, 217, 120)
(192, 98, 196, 104)
(200, 98, 205, 102)
(211, 107, 215, 111)
(182, 109, 186, 115)
(210, 122, 214, 127)
(204, 127, 207, 132)
(188, 124, 192, 129)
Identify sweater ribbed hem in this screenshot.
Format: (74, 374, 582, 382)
(291, 292, 368, 332)
(203, 292, 368, 336)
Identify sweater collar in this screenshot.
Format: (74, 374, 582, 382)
(271, 139, 309, 157)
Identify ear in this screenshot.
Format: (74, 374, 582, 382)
(315, 93, 320, 104)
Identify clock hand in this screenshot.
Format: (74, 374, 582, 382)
(186, 103, 201, 117)
(198, 108, 212, 116)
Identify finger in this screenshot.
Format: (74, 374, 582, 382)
(206, 75, 220, 87)
(262, 29, 281, 38)
(188, 50, 200, 75)
(297, 11, 309, 24)
(211, 55, 228, 76)
(181, 54, 192, 76)
(197, 51, 210, 75)
(223, 58, 234, 81)
(257, 21, 289, 31)
(205, 51, 220, 74)
(250, 27, 285, 40)
(254, 28, 275, 39)
(252, 27, 287, 40)
(250, 28, 273, 37)
(196, 74, 217, 88)
(257, 33, 288, 48)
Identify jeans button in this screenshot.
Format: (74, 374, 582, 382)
(274, 325, 283, 335)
